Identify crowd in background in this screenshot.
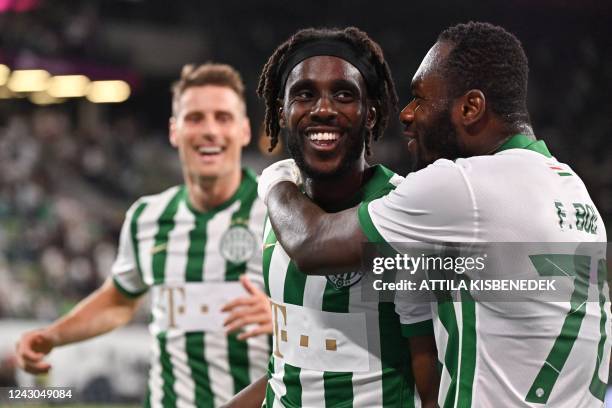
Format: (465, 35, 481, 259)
(0, 0, 611, 322)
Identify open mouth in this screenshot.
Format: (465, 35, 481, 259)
(196, 145, 224, 162)
(306, 131, 342, 151)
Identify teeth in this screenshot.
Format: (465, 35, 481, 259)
(308, 132, 340, 141)
(198, 146, 222, 154)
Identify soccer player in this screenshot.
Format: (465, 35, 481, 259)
(15, 63, 272, 407)
(229, 27, 439, 408)
(259, 22, 610, 407)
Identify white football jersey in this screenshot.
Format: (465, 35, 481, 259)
(359, 135, 610, 407)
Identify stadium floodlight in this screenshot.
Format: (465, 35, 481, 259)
(47, 75, 90, 98)
(86, 80, 130, 103)
(29, 91, 65, 105)
(7, 69, 50, 92)
(0, 64, 10, 86)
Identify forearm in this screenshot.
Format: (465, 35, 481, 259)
(267, 182, 364, 274)
(222, 375, 267, 408)
(45, 278, 140, 347)
(408, 335, 440, 407)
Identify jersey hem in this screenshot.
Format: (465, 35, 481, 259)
(401, 319, 434, 337)
(113, 276, 148, 298)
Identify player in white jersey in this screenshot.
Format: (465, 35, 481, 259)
(258, 22, 610, 407)
(226, 27, 440, 408)
(15, 63, 273, 407)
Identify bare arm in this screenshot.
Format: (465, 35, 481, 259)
(267, 182, 366, 275)
(221, 375, 267, 408)
(15, 277, 141, 374)
(408, 335, 440, 407)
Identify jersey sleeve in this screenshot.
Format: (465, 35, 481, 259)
(358, 160, 477, 336)
(358, 159, 477, 245)
(111, 201, 149, 298)
(244, 198, 267, 290)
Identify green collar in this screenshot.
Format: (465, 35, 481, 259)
(496, 133, 552, 158)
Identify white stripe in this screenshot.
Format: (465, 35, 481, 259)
(148, 336, 163, 408)
(299, 276, 326, 407)
(349, 276, 383, 407)
(137, 187, 181, 285)
(204, 332, 233, 406)
(453, 301, 463, 408)
(203, 201, 240, 281)
(245, 198, 270, 383)
(267, 244, 290, 400)
(164, 200, 195, 283)
(166, 332, 196, 408)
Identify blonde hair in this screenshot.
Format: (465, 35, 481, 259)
(171, 63, 246, 116)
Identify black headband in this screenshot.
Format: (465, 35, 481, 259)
(278, 39, 378, 97)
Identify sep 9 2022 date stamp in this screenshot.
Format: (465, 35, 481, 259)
(1, 387, 74, 404)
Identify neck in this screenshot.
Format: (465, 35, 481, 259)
(185, 167, 242, 212)
(475, 120, 535, 155)
(302, 156, 369, 212)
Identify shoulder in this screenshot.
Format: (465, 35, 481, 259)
(125, 185, 183, 219)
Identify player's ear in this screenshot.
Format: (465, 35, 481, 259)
(366, 104, 377, 130)
(241, 117, 252, 147)
(277, 100, 287, 128)
(459, 89, 486, 126)
(169, 117, 178, 148)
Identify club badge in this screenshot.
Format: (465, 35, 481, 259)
(220, 225, 257, 264)
(326, 271, 363, 290)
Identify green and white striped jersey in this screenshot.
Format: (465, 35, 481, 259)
(263, 165, 433, 408)
(359, 135, 610, 407)
(112, 169, 270, 408)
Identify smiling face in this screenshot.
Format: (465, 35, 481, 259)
(400, 41, 464, 170)
(170, 85, 250, 183)
(280, 55, 373, 179)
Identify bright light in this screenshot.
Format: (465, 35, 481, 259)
(7, 69, 50, 92)
(0, 86, 12, 99)
(0, 64, 10, 86)
(86, 80, 130, 103)
(29, 91, 64, 105)
(47, 75, 90, 98)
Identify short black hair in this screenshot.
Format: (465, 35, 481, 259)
(438, 21, 530, 125)
(257, 27, 398, 155)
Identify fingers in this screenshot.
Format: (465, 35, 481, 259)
(15, 332, 53, 374)
(239, 274, 258, 295)
(223, 308, 271, 331)
(237, 324, 273, 341)
(221, 296, 257, 313)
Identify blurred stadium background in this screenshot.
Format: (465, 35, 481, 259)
(0, 0, 611, 405)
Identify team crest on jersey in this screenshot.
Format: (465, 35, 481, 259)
(220, 225, 257, 263)
(326, 271, 363, 290)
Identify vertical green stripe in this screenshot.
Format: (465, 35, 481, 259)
(158, 332, 177, 408)
(152, 189, 183, 284)
(321, 281, 353, 406)
(262, 225, 275, 296)
(130, 202, 148, 281)
(280, 363, 302, 407)
(228, 332, 251, 394)
(143, 387, 151, 408)
(439, 302, 460, 408)
(457, 292, 477, 407)
(280, 263, 307, 407)
(589, 259, 608, 401)
(185, 332, 213, 408)
(185, 214, 209, 282)
(323, 371, 353, 407)
(224, 179, 258, 282)
(379, 302, 412, 407)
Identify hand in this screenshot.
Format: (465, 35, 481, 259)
(15, 329, 55, 374)
(222, 275, 272, 340)
(257, 159, 302, 205)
